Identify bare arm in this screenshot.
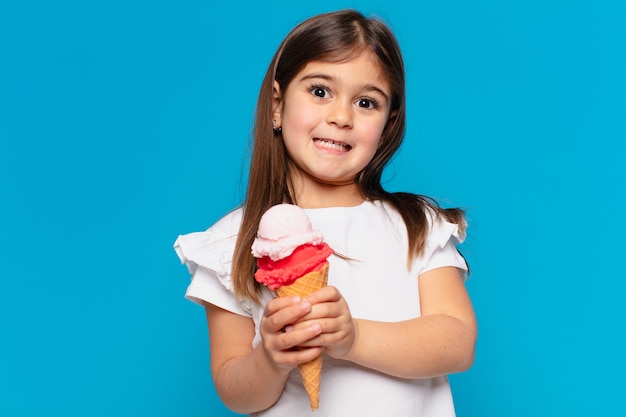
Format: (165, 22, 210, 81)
(301, 266, 477, 379)
(205, 296, 323, 414)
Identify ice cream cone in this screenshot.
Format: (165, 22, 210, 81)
(275, 263, 329, 411)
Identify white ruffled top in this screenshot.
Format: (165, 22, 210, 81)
(173, 199, 468, 417)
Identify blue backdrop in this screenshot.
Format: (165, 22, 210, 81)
(1, 1, 624, 416)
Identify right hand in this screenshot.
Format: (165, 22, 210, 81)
(260, 296, 324, 372)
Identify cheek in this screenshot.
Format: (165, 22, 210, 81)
(361, 120, 387, 147)
(282, 102, 319, 131)
(283, 108, 316, 130)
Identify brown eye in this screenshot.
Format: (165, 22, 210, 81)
(310, 85, 330, 98)
(357, 98, 377, 109)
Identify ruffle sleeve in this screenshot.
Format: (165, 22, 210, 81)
(173, 209, 252, 316)
(417, 210, 469, 280)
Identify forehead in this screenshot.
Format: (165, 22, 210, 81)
(293, 51, 390, 92)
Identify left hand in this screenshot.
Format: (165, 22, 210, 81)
(286, 286, 357, 359)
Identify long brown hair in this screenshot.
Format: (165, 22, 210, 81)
(232, 10, 466, 302)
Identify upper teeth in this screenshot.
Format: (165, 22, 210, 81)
(318, 139, 348, 151)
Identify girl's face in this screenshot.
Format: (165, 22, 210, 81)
(274, 51, 393, 202)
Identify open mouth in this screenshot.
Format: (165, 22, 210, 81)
(314, 138, 352, 152)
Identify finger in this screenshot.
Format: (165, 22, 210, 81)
(290, 318, 338, 340)
(264, 340, 324, 370)
(299, 325, 355, 358)
(297, 298, 346, 323)
(262, 299, 314, 334)
(305, 286, 342, 305)
(281, 322, 322, 347)
(265, 323, 321, 359)
(278, 346, 324, 366)
(263, 296, 302, 317)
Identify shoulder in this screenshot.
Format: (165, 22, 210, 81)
(182, 207, 243, 245)
(423, 205, 466, 244)
(419, 205, 468, 277)
(378, 197, 467, 273)
(207, 207, 244, 236)
(173, 207, 243, 277)
(378, 196, 466, 243)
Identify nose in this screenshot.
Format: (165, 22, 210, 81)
(326, 98, 353, 128)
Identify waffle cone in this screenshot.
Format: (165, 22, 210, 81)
(275, 263, 329, 411)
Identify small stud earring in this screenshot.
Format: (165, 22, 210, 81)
(273, 119, 282, 132)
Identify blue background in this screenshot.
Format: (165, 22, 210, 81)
(1, 0, 624, 416)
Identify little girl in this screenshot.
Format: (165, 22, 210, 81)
(174, 9, 476, 417)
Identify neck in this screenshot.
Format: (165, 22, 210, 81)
(289, 172, 365, 209)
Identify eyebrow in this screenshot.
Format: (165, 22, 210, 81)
(299, 73, 390, 102)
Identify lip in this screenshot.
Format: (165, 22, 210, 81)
(313, 138, 352, 152)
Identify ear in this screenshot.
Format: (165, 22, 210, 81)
(272, 80, 282, 129)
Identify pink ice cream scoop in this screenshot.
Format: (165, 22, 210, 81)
(251, 203, 326, 261)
